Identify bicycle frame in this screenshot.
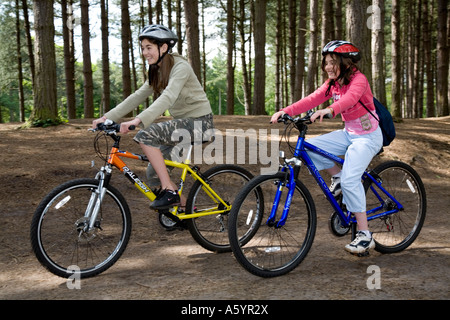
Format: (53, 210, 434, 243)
(272, 130, 403, 228)
(91, 143, 232, 222)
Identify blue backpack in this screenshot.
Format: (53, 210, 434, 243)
(359, 97, 396, 146)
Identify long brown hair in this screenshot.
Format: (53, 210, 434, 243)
(147, 40, 175, 96)
(321, 53, 359, 86)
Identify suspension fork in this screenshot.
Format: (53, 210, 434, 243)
(84, 166, 112, 230)
(267, 157, 301, 228)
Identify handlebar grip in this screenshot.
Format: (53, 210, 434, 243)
(323, 112, 333, 119)
(128, 125, 136, 131)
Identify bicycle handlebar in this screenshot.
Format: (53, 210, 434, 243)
(277, 109, 332, 125)
(89, 119, 135, 133)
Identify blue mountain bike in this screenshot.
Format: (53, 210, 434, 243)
(228, 112, 426, 278)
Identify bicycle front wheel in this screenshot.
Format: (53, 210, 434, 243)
(364, 161, 426, 253)
(228, 173, 317, 278)
(30, 178, 131, 278)
(185, 165, 254, 253)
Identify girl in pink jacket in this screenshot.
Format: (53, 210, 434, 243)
(271, 40, 383, 255)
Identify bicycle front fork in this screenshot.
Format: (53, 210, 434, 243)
(267, 160, 300, 228)
(83, 166, 112, 231)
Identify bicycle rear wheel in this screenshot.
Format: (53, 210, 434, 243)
(228, 173, 317, 278)
(364, 161, 426, 253)
(185, 165, 254, 253)
(30, 178, 131, 278)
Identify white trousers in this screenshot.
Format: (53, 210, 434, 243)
(306, 127, 383, 213)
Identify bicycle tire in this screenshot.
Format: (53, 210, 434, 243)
(364, 161, 426, 253)
(185, 165, 255, 253)
(228, 172, 317, 278)
(30, 178, 131, 278)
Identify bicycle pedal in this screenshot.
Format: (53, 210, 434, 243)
(357, 251, 370, 257)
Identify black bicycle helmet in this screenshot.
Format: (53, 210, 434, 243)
(139, 24, 178, 49)
(322, 40, 361, 62)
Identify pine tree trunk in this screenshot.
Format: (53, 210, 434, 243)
(306, 0, 318, 95)
(288, 0, 296, 104)
(30, 0, 58, 125)
(239, 0, 251, 114)
(436, 0, 449, 116)
(294, 0, 307, 101)
(101, 0, 111, 114)
(226, 0, 235, 115)
(346, 0, 371, 83)
(21, 0, 35, 84)
(184, 0, 202, 81)
(391, 0, 402, 118)
(121, 0, 132, 108)
(274, 0, 282, 111)
(61, 0, 76, 119)
(81, 0, 94, 118)
(253, 0, 266, 114)
(15, 0, 25, 122)
(371, 0, 387, 106)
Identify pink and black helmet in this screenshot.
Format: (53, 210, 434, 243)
(322, 40, 361, 62)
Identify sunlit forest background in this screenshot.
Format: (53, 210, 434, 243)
(0, 0, 448, 126)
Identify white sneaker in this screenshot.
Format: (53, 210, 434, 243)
(330, 176, 341, 196)
(345, 231, 375, 255)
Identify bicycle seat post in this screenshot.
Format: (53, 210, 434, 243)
(184, 144, 194, 165)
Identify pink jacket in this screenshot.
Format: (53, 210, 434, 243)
(283, 71, 375, 122)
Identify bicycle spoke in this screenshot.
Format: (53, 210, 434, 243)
(31, 179, 131, 278)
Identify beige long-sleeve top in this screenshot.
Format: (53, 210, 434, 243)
(104, 53, 212, 128)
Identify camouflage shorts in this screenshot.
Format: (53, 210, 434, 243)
(133, 113, 214, 148)
(133, 113, 214, 186)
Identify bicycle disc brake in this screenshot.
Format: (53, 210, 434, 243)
(329, 211, 350, 237)
(75, 217, 101, 242)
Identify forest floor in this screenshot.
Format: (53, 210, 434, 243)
(0, 115, 449, 304)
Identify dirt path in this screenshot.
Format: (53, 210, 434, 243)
(0, 116, 449, 301)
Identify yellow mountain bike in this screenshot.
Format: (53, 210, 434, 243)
(30, 120, 254, 278)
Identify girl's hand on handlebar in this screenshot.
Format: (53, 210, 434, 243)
(311, 108, 332, 123)
(92, 116, 107, 129)
(270, 110, 286, 123)
(120, 118, 141, 133)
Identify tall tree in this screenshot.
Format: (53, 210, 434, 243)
(391, 0, 402, 118)
(436, 0, 449, 116)
(413, 0, 423, 118)
(29, 0, 58, 125)
(184, 0, 202, 81)
(238, 0, 252, 114)
(81, 0, 94, 118)
(274, 0, 282, 111)
(423, 0, 434, 117)
(288, 0, 297, 104)
(61, 0, 76, 119)
(294, 0, 307, 101)
(121, 0, 132, 109)
(321, 0, 335, 107)
(101, 0, 111, 114)
(15, 0, 25, 122)
(334, 0, 344, 39)
(371, 0, 387, 106)
(253, 0, 266, 115)
(306, 0, 318, 95)
(226, 0, 235, 114)
(346, 0, 371, 83)
(21, 0, 34, 85)
(176, 0, 183, 54)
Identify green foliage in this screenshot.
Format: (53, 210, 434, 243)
(31, 117, 64, 128)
